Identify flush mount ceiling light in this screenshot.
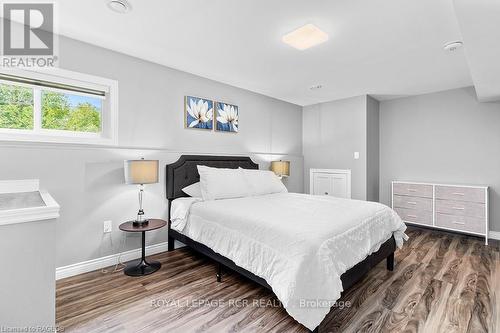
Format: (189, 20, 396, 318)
(107, 0, 131, 14)
(443, 41, 463, 52)
(282, 24, 329, 50)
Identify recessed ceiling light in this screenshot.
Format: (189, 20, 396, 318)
(282, 24, 329, 50)
(107, 0, 131, 14)
(443, 41, 463, 52)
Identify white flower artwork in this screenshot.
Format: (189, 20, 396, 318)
(215, 102, 239, 132)
(185, 96, 213, 130)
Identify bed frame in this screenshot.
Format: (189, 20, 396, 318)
(166, 155, 396, 333)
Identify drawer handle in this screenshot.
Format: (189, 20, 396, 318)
(453, 206, 465, 210)
(407, 201, 417, 205)
(452, 221, 466, 225)
(408, 189, 417, 192)
(452, 192, 465, 196)
(407, 214, 417, 218)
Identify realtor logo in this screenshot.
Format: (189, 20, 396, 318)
(1, 2, 58, 68)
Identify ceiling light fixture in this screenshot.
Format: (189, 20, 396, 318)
(443, 41, 463, 52)
(282, 24, 329, 50)
(107, 0, 131, 14)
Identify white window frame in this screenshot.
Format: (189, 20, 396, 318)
(0, 68, 118, 145)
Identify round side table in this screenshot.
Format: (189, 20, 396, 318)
(119, 219, 167, 276)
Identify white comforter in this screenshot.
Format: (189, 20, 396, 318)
(171, 193, 407, 330)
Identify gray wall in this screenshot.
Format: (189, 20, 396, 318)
(380, 87, 500, 232)
(60, 38, 302, 153)
(0, 36, 303, 268)
(0, 219, 56, 326)
(302, 95, 380, 201)
(303, 96, 368, 199)
(366, 96, 380, 202)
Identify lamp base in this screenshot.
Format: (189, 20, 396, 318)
(132, 219, 149, 227)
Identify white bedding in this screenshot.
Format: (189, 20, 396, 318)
(171, 193, 407, 330)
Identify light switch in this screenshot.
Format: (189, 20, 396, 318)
(354, 152, 360, 159)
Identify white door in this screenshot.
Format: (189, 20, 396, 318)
(310, 169, 351, 199)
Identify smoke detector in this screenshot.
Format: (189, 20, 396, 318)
(107, 0, 131, 14)
(310, 84, 323, 90)
(443, 41, 463, 52)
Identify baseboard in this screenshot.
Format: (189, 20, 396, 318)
(489, 231, 500, 241)
(56, 241, 169, 280)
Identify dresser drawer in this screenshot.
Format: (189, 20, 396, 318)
(435, 199, 485, 218)
(394, 207, 432, 225)
(393, 183, 433, 198)
(435, 213, 486, 234)
(435, 185, 486, 203)
(393, 195, 432, 211)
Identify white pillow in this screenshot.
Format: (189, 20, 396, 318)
(240, 168, 288, 195)
(182, 182, 202, 198)
(197, 165, 250, 200)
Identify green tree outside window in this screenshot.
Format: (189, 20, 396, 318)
(0, 84, 34, 129)
(42, 91, 101, 133)
(0, 83, 101, 133)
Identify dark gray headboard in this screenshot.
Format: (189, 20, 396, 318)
(165, 155, 259, 200)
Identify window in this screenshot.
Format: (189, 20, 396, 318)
(41, 91, 102, 133)
(0, 83, 33, 130)
(0, 69, 118, 145)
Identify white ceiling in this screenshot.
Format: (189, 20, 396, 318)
(51, 0, 476, 106)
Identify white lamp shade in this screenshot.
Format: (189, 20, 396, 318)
(124, 160, 159, 184)
(270, 160, 290, 177)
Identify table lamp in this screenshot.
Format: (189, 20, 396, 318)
(124, 158, 159, 226)
(270, 160, 290, 179)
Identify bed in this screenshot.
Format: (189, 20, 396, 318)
(165, 155, 407, 332)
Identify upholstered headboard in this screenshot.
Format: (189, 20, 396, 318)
(165, 155, 259, 200)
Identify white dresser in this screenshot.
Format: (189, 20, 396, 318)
(392, 181, 489, 244)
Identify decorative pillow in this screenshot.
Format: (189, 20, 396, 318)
(197, 165, 250, 200)
(182, 182, 202, 198)
(240, 168, 288, 195)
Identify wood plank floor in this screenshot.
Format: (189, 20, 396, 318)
(56, 227, 500, 333)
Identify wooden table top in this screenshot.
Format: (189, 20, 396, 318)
(119, 219, 167, 232)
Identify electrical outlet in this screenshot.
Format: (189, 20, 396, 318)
(354, 152, 360, 160)
(103, 220, 112, 233)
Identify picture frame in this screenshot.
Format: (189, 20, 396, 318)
(215, 101, 239, 133)
(184, 96, 214, 130)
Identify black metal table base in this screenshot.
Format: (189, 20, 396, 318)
(124, 258, 161, 276)
(124, 230, 161, 277)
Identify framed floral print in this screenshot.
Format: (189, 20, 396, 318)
(215, 101, 239, 132)
(185, 96, 213, 130)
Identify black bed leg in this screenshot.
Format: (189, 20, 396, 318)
(216, 263, 223, 282)
(387, 253, 394, 271)
(167, 236, 174, 252)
